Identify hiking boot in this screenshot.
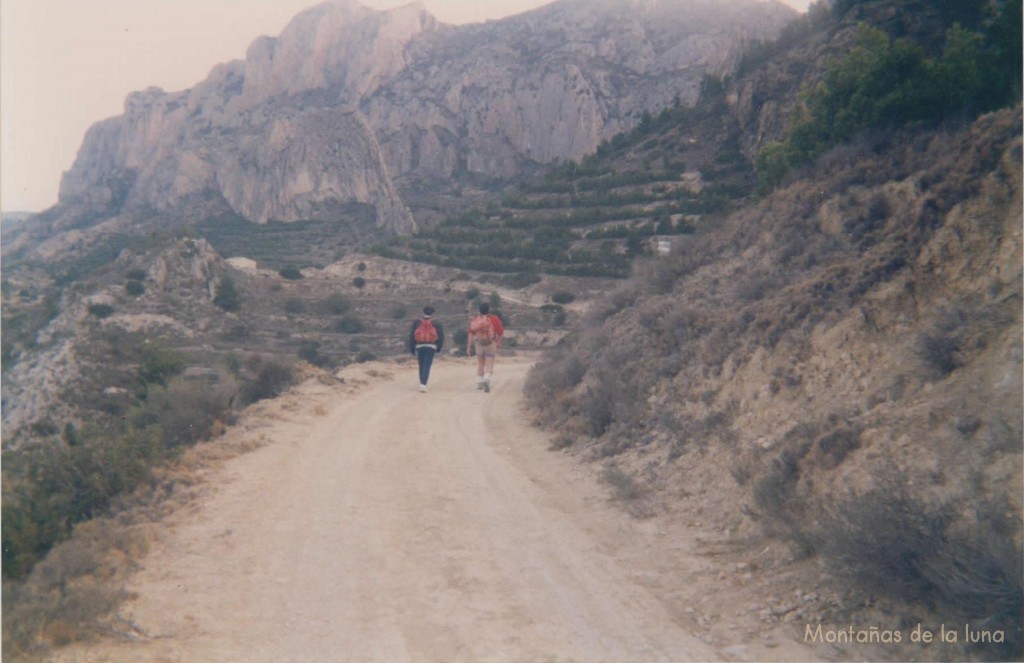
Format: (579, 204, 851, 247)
(476, 379, 485, 390)
(419, 383, 428, 393)
(483, 378, 491, 393)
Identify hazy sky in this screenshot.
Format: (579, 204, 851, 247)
(0, 0, 809, 213)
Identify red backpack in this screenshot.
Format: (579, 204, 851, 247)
(414, 318, 439, 344)
(469, 314, 496, 342)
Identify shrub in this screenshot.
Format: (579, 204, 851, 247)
(465, 287, 480, 300)
(505, 272, 542, 288)
(355, 351, 376, 363)
(918, 307, 967, 378)
(357, 261, 367, 272)
(283, 297, 306, 314)
(551, 292, 576, 304)
(124, 280, 145, 296)
(2, 425, 166, 581)
(602, 464, 645, 502)
(814, 478, 1021, 653)
(918, 330, 960, 377)
(297, 340, 328, 367)
(757, 19, 1020, 193)
(125, 269, 146, 280)
(131, 372, 238, 448)
(352, 276, 366, 289)
(138, 344, 185, 386)
(751, 447, 807, 536)
(334, 316, 364, 334)
(320, 293, 350, 315)
(2, 518, 139, 655)
(239, 356, 294, 404)
(278, 267, 303, 280)
(213, 277, 241, 311)
(87, 303, 114, 319)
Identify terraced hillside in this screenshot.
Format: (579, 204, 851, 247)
(374, 83, 753, 278)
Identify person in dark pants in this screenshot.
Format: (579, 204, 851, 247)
(408, 306, 444, 392)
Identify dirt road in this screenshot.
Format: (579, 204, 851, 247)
(54, 357, 784, 662)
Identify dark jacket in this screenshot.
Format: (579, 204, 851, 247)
(408, 317, 444, 354)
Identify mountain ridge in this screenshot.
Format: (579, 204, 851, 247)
(12, 0, 794, 259)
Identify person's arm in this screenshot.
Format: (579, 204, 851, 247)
(409, 320, 417, 355)
(491, 314, 505, 348)
(436, 322, 445, 353)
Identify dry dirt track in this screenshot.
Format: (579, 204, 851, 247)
(54, 357, 790, 663)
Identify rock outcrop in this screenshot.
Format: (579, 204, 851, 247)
(53, 0, 794, 237)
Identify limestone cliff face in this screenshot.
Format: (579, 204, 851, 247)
(366, 0, 794, 179)
(57, 0, 793, 234)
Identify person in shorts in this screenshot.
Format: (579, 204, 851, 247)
(467, 302, 504, 393)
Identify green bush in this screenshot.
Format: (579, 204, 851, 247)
(551, 292, 576, 304)
(283, 297, 306, 314)
(505, 272, 542, 288)
(213, 277, 241, 311)
(334, 316, 364, 334)
(757, 18, 1021, 192)
(320, 293, 350, 315)
(2, 425, 166, 581)
(352, 276, 366, 289)
(124, 280, 145, 296)
(87, 304, 114, 319)
(297, 340, 328, 367)
(278, 267, 303, 280)
(355, 351, 376, 363)
(138, 345, 185, 386)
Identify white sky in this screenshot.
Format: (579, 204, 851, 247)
(0, 0, 809, 213)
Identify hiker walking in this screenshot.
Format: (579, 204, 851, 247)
(467, 302, 504, 393)
(409, 306, 444, 392)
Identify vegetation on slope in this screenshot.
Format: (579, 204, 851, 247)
(756, 0, 1021, 192)
(530, 105, 1022, 658)
(373, 77, 753, 278)
(526, 0, 1022, 657)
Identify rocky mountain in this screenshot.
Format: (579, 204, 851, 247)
(20, 0, 793, 254)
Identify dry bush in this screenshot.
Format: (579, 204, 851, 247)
(525, 347, 588, 426)
(751, 448, 804, 525)
(577, 344, 644, 439)
(917, 307, 969, 378)
(133, 371, 239, 448)
(240, 355, 295, 404)
(637, 303, 709, 353)
(811, 476, 1022, 659)
(584, 281, 641, 324)
(602, 464, 645, 502)
(2, 518, 146, 658)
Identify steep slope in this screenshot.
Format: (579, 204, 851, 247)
(517, 2, 1023, 658)
(11, 0, 794, 260)
(527, 100, 1023, 659)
